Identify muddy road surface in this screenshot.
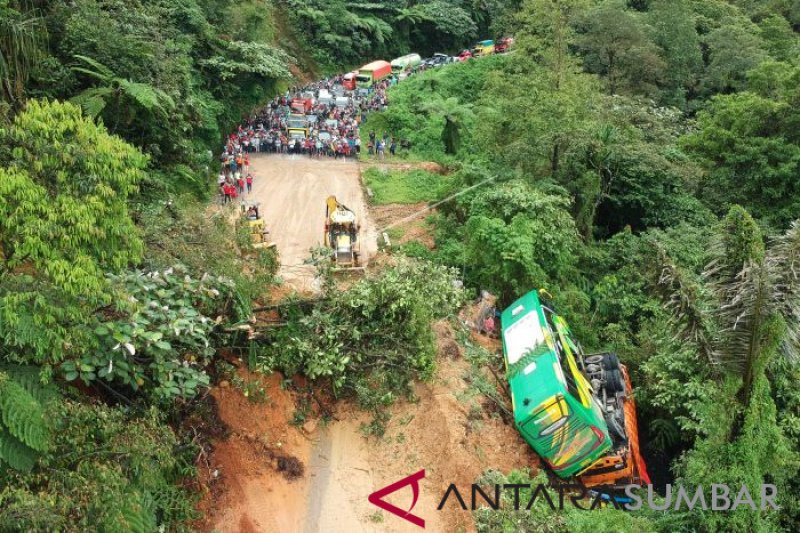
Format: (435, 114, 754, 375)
(247, 154, 378, 292)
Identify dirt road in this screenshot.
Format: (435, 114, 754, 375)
(247, 154, 378, 292)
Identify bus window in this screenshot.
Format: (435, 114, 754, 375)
(530, 395, 570, 437)
(543, 307, 582, 402)
(503, 309, 545, 365)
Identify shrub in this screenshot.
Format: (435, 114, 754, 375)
(61, 266, 239, 403)
(0, 401, 197, 532)
(260, 258, 465, 433)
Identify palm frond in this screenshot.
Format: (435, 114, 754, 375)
(767, 219, 800, 363)
(651, 243, 719, 368)
(707, 259, 771, 374)
(118, 80, 172, 114)
(71, 55, 114, 80)
(70, 88, 112, 118)
(347, 14, 393, 44)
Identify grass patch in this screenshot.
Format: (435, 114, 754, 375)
(386, 226, 405, 242)
(363, 168, 448, 204)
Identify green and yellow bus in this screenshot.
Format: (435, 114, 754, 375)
(501, 290, 612, 478)
(501, 289, 651, 486)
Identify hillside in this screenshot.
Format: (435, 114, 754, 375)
(1, 1, 800, 532)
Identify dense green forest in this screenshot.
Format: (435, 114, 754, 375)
(1, 0, 799, 531)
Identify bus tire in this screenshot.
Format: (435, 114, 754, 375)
(606, 369, 625, 393)
(602, 352, 620, 370)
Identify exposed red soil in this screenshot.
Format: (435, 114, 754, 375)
(371, 202, 436, 249)
(195, 321, 536, 532)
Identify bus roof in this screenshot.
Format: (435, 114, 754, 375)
(391, 53, 421, 64)
(501, 290, 564, 424)
(360, 60, 390, 71)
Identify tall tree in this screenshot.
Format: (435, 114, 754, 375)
(647, 0, 703, 106)
(682, 65, 800, 227)
(421, 96, 474, 154)
(488, 0, 598, 175)
(702, 16, 769, 94)
(655, 206, 799, 417)
(654, 207, 799, 531)
(575, 0, 666, 95)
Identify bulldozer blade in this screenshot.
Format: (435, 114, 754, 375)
(332, 266, 367, 273)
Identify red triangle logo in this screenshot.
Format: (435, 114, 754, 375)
(368, 469, 426, 528)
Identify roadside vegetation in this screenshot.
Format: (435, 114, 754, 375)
(1, 0, 799, 532)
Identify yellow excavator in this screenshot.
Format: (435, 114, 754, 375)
(324, 196, 362, 270)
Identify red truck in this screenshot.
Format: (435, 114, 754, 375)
(290, 97, 313, 113)
(495, 37, 514, 53)
(342, 71, 358, 91)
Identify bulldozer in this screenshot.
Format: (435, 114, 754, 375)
(241, 203, 276, 250)
(324, 196, 363, 270)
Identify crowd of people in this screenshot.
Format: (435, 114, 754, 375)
(217, 151, 254, 205)
(216, 67, 425, 204)
(220, 74, 393, 163)
(219, 70, 409, 162)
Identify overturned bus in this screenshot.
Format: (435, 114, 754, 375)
(501, 289, 650, 487)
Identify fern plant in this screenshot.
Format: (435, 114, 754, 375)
(0, 365, 55, 471)
(69, 54, 174, 130)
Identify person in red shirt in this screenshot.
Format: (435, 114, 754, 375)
(237, 175, 245, 194)
(246, 173, 253, 193)
(223, 183, 233, 204)
(243, 155, 250, 173)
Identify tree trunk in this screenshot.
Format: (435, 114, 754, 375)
(551, 142, 560, 174)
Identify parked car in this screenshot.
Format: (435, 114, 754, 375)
(317, 89, 333, 105)
(456, 49, 473, 62)
(422, 53, 450, 68)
